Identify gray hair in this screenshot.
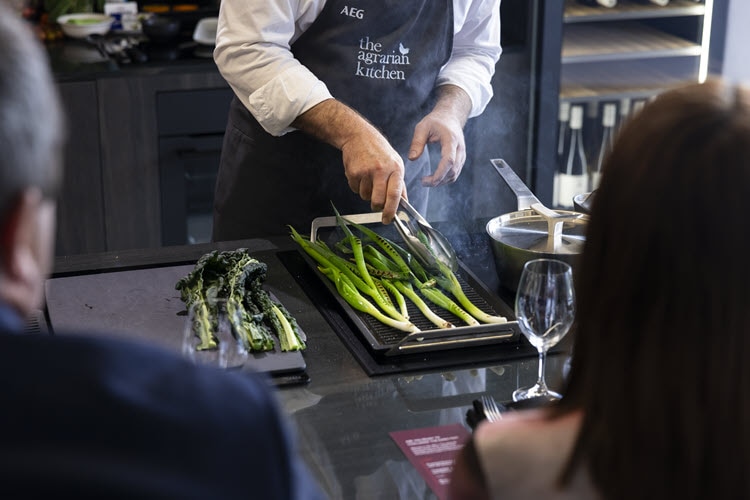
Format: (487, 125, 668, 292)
(0, 2, 66, 216)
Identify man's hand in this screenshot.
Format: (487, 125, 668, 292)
(340, 129, 405, 224)
(292, 98, 405, 224)
(408, 84, 473, 187)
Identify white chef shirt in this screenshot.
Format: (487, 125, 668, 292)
(214, 0, 503, 136)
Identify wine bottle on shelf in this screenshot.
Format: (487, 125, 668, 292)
(554, 104, 589, 208)
(592, 102, 616, 190)
(557, 100, 571, 161)
(616, 97, 631, 134)
(567, 105, 588, 177)
(632, 98, 647, 116)
(576, 0, 618, 7)
(583, 100, 601, 170)
(553, 101, 571, 207)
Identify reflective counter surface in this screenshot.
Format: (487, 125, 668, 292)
(46, 35, 221, 82)
(49, 233, 571, 499)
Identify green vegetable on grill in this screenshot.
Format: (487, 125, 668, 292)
(289, 204, 507, 333)
(432, 260, 508, 324)
(290, 225, 419, 333)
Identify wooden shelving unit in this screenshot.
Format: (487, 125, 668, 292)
(564, 0, 705, 23)
(559, 0, 711, 100)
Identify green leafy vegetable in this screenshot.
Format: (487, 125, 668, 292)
(176, 249, 306, 353)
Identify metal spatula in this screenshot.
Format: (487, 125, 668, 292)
(393, 198, 459, 272)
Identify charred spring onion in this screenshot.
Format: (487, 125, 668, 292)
(289, 205, 507, 332)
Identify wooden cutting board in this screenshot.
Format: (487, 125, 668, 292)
(44, 264, 307, 375)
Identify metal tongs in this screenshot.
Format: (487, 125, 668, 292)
(393, 198, 459, 272)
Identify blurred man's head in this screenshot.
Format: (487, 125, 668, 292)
(0, 4, 66, 316)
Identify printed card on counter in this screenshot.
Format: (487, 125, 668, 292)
(390, 423, 471, 500)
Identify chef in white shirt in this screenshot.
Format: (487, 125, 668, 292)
(212, 0, 502, 240)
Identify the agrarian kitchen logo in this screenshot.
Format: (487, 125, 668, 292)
(356, 36, 410, 81)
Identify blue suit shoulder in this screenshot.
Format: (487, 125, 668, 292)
(0, 331, 326, 499)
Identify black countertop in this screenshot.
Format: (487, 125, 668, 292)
(46, 33, 220, 82)
(48, 230, 571, 499)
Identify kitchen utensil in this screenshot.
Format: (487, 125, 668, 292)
(192, 16, 217, 45)
(512, 258, 575, 402)
(393, 197, 459, 272)
(125, 45, 149, 63)
(481, 395, 503, 422)
(95, 35, 137, 65)
(84, 33, 110, 60)
(573, 190, 595, 214)
(486, 159, 588, 292)
(58, 13, 114, 39)
(142, 14, 181, 44)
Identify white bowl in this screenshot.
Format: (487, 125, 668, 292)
(193, 17, 218, 46)
(57, 13, 113, 39)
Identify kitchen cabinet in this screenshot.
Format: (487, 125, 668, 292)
(156, 88, 233, 246)
(96, 71, 230, 251)
(56, 81, 106, 256)
(54, 58, 231, 256)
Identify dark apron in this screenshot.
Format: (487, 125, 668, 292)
(213, 0, 453, 240)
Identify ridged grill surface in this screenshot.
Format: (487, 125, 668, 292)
(359, 271, 503, 346)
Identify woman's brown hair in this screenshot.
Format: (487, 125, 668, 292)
(554, 79, 750, 499)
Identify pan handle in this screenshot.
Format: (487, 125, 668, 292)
(490, 159, 541, 211)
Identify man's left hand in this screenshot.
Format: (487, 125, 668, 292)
(407, 84, 473, 187)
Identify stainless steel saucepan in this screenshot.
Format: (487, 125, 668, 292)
(486, 159, 589, 292)
(573, 190, 596, 214)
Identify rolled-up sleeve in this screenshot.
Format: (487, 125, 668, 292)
(213, 0, 331, 136)
(438, 0, 503, 118)
(244, 66, 332, 137)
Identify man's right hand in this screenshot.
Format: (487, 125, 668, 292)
(292, 98, 405, 224)
(340, 128, 405, 224)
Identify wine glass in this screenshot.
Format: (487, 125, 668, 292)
(513, 258, 575, 402)
(181, 299, 248, 369)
